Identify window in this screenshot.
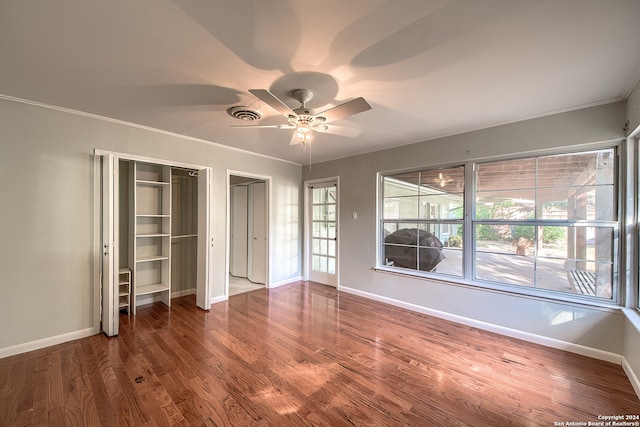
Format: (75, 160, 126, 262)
(381, 166, 464, 277)
(379, 148, 618, 302)
(475, 150, 616, 299)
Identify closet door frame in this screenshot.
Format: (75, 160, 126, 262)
(100, 152, 119, 336)
(93, 149, 213, 335)
(226, 170, 271, 295)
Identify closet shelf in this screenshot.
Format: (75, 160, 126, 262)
(131, 162, 173, 316)
(136, 283, 170, 296)
(171, 234, 198, 239)
(136, 179, 170, 186)
(118, 268, 131, 316)
(136, 255, 169, 263)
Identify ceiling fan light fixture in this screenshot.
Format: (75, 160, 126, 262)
(296, 125, 310, 135)
(295, 124, 312, 144)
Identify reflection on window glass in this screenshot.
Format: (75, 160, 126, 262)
(473, 149, 615, 299)
(380, 147, 618, 302)
(312, 184, 337, 276)
(382, 166, 465, 278)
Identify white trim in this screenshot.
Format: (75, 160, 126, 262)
(622, 138, 637, 308)
(93, 149, 214, 330)
(3, 94, 300, 165)
(172, 288, 196, 299)
(304, 176, 340, 286)
(225, 170, 272, 298)
(373, 266, 621, 312)
(0, 327, 98, 359)
(270, 276, 303, 289)
(92, 154, 102, 333)
(210, 295, 228, 305)
(338, 285, 622, 365)
(94, 149, 209, 171)
(622, 357, 640, 399)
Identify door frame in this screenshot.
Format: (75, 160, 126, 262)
(304, 176, 340, 287)
(226, 170, 271, 296)
(93, 149, 213, 335)
(100, 153, 119, 336)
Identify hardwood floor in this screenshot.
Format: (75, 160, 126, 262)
(1, 281, 639, 426)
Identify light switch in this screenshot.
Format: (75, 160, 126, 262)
(352, 212, 358, 220)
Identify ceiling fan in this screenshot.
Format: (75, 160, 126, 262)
(233, 88, 371, 145)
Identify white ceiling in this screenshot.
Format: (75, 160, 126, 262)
(1, 0, 639, 165)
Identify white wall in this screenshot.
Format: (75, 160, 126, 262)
(624, 313, 640, 396)
(624, 80, 640, 393)
(0, 97, 302, 354)
(303, 102, 628, 358)
(628, 81, 640, 136)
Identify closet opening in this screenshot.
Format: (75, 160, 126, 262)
(97, 151, 211, 337)
(228, 173, 269, 296)
(170, 168, 200, 301)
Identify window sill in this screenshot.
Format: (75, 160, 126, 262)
(373, 266, 621, 312)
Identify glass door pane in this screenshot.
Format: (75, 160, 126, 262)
(309, 182, 338, 286)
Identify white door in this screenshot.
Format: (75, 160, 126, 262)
(248, 182, 267, 284)
(230, 185, 248, 277)
(196, 168, 211, 310)
(308, 181, 338, 286)
(101, 153, 119, 336)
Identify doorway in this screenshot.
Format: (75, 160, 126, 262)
(228, 172, 270, 296)
(305, 178, 339, 287)
(96, 151, 211, 337)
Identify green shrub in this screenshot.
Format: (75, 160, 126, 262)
(448, 235, 462, 247)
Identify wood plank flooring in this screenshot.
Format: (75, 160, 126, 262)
(1, 281, 639, 426)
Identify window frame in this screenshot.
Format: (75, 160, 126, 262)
(380, 165, 466, 278)
(377, 143, 622, 307)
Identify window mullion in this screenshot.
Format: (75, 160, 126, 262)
(465, 161, 475, 281)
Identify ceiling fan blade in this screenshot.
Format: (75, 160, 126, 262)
(315, 97, 371, 122)
(314, 125, 362, 138)
(249, 89, 295, 117)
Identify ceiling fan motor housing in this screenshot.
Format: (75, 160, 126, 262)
(293, 88, 314, 107)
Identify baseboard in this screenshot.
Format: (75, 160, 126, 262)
(622, 357, 640, 398)
(338, 286, 622, 365)
(210, 295, 228, 305)
(0, 327, 98, 359)
(269, 276, 303, 289)
(172, 288, 195, 299)
(136, 293, 164, 307)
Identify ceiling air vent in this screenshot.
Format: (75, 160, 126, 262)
(228, 106, 262, 121)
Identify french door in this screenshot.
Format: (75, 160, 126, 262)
(308, 180, 338, 286)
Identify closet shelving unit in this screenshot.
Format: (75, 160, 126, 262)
(132, 162, 171, 314)
(118, 268, 131, 315)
